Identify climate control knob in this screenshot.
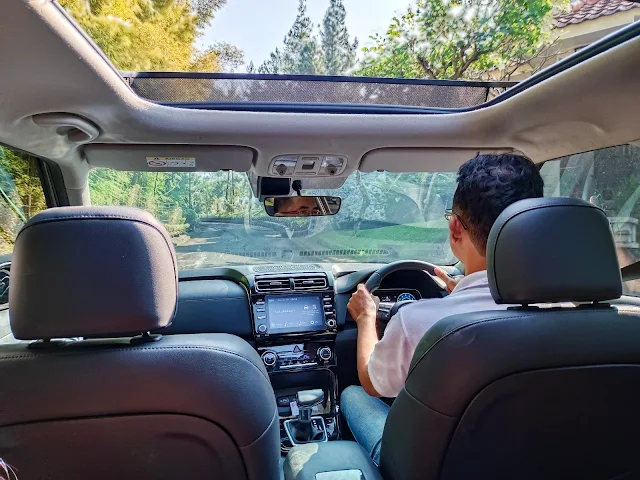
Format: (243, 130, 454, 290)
(261, 351, 278, 367)
(318, 347, 332, 362)
(327, 319, 337, 329)
(257, 324, 268, 334)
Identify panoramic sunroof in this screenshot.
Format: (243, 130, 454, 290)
(121, 73, 511, 109)
(58, 0, 640, 109)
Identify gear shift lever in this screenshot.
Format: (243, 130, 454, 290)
(284, 388, 327, 445)
(294, 389, 324, 443)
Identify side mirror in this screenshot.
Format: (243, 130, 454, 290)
(264, 196, 341, 217)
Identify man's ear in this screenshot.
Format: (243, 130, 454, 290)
(449, 217, 464, 243)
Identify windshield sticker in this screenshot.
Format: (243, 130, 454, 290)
(146, 157, 196, 168)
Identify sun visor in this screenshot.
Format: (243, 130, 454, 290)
(359, 148, 514, 172)
(84, 144, 255, 172)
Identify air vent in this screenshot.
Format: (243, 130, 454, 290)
(293, 276, 327, 291)
(255, 277, 292, 292)
(251, 264, 322, 274)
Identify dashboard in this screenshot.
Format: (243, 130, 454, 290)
(162, 264, 448, 340)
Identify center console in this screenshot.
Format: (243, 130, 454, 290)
(250, 271, 339, 451)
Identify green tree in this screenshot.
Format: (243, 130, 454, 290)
(321, 0, 359, 75)
(60, 0, 243, 71)
(258, 0, 357, 75)
(358, 0, 556, 80)
(258, 0, 321, 74)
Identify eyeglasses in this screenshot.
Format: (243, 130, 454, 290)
(444, 209, 467, 230)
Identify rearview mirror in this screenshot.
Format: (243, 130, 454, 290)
(264, 196, 341, 217)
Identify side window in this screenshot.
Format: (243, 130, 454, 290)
(0, 146, 47, 344)
(540, 144, 640, 295)
(0, 146, 47, 256)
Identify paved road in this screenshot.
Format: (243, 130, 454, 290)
(173, 221, 395, 269)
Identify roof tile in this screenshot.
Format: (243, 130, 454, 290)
(555, 0, 640, 28)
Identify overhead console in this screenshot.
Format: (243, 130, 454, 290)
(269, 154, 347, 177)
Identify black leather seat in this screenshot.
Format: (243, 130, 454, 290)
(0, 207, 280, 480)
(380, 198, 640, 480)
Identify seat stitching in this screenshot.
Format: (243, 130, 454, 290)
(0, 345, 269, 380)
(401, 384, 455, 418)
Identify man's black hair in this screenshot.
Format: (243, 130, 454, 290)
(453, 154, 544, 254)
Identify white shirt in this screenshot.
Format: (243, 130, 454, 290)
(368, 270, 511, 398)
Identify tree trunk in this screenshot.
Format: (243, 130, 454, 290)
(420, 173, 437, 221)
(355, 171, 369, 235)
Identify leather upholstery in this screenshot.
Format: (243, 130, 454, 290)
(0, 334, 281, 479)
(0, 207, 280, 480)
(10, 206, 178, 339)
(285, 441, 383, 480)
(380, 198, 640, 480)
(487, 197, 621, 304)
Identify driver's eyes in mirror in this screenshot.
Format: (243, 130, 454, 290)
(264, 196, 341, 217)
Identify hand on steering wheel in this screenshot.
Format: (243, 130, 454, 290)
(434, 267, 461, 293)
(347, 284, 380, 326)
(364, 260, 443, 339)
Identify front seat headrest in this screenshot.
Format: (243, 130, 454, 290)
(10, 206, 178, 340)
(487, 197, 622, 304)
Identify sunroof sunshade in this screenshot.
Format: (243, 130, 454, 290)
(122, 73, 514, 109)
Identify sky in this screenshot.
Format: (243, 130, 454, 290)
(200, 0, 412, 71)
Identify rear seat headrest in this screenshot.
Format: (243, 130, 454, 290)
(10, 206, 178, 340)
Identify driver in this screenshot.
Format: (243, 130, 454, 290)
(341, 154, 544, 464)
(274, 196, 321, 217)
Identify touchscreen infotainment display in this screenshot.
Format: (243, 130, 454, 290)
(266, 295, 325, 334)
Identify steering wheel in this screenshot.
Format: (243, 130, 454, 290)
(364, 260, 441, 339)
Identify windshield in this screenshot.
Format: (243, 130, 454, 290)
(88, 170, 457, 269)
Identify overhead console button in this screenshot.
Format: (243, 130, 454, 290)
(269, 155, 347, 177)
(318, 156, 345, 176)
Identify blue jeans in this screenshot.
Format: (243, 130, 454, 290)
(340, 385, 390, 465)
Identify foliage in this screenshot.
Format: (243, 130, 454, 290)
(0, 147, 47, 253)
(358, 0, 556, 80)
(320, 0, 359, 75)
(59, 0, 243, 71)
(256, 0, 320, 74)
(255, 0, 357, 75)
(88, 169, 251, 235)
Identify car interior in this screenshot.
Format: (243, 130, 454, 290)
(2, 1, 640, 479)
